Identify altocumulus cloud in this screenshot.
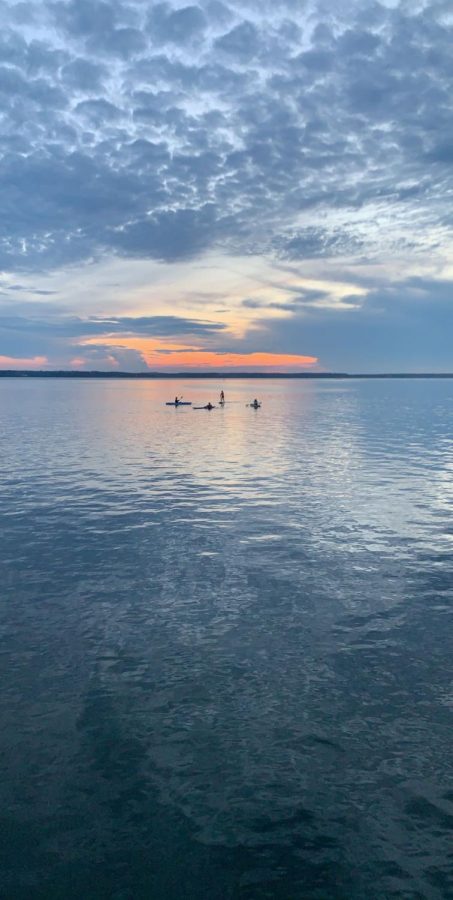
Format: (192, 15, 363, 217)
(1, 0, 453, 272)
(1, 0, 453, 370)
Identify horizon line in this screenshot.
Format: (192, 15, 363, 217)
(1, 370, 453, 379)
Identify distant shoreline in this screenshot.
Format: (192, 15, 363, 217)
(1, 371, 453, 379)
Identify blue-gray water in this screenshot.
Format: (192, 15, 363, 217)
(0, 377, 452, 899)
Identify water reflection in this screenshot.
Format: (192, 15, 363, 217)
(0, 377, 452, 898)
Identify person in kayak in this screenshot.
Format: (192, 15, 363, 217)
(206, 402, 214, 410)
(252, 399, 260, 408)
(175, 396, 181, 405)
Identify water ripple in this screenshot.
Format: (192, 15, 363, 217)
(0, 377, 452, 899)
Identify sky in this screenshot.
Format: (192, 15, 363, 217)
(1, 0, 453, 373)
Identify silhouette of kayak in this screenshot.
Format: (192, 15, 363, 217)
(247, 403, 261, 408)
(193, 405, 216, 410)
(166, 401, 192, 406)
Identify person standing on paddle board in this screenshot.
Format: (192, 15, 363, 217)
(220, 390, 225, 403)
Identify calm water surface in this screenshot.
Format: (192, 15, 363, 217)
(0, 378, 452, 899)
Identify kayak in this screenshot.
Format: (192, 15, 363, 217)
(193, 405, 216, 410)
(166, 401, 192, 406)
(248, 403, 261, 408)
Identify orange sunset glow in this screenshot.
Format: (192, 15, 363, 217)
(81, 337, 318, 370)
(0, 355, 48, 368)
(151, 351, 319, 369)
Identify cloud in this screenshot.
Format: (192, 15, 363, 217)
(244, 276, 453, 371)
(68, 344, 150, 371)
(0, 354, 48, 367)
(95, 346, 319, 371)
(1, 0, 452, 274)
(148, 4, 207, 44)
(75, 98, 123, 122)
(0, 0, 453, 370)
(274, 229, 364, 261)
(214, 21, 261, 60)
(0, 311, 227, 338)
(0, 294, 232, 367)
(110, 205, 221, 263)
(52, 0, 117, 38)
(61, 58, 107, 91)
(241, 287, 330, 311)
(0, 281, 58, 295)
